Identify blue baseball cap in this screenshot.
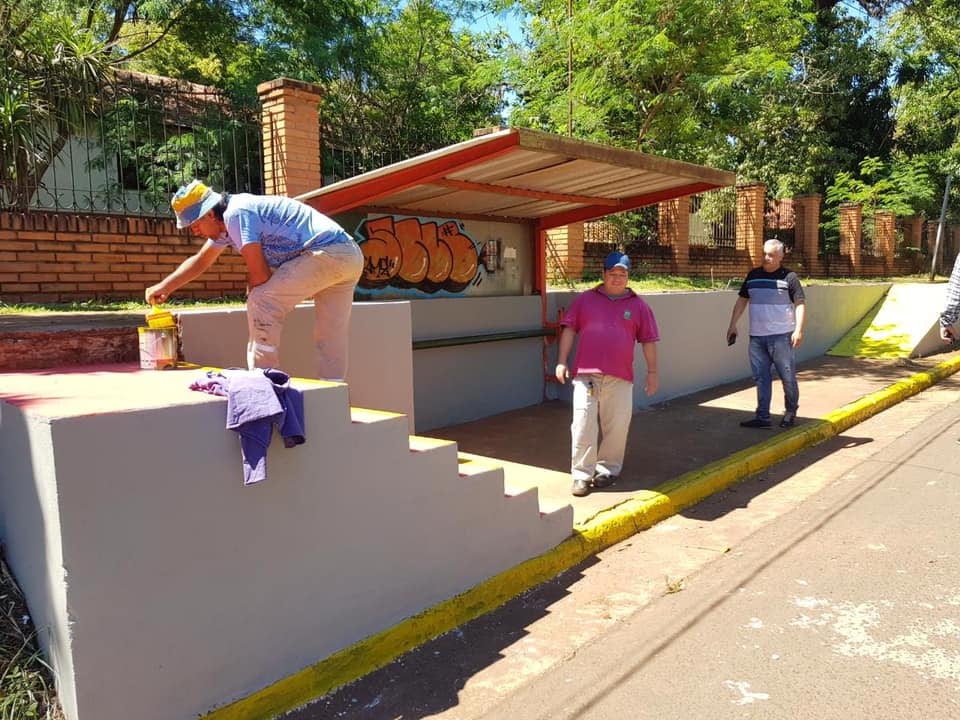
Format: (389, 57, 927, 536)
(604, 252, 630, 271)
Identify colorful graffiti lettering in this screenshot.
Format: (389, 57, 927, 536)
(355, 216, 480, 294)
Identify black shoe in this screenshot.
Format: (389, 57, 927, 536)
(779, 412, 796, 428)
(740, 417, 772, 428)
(571, 478, 591, 497)
(592, 473, 618, 489)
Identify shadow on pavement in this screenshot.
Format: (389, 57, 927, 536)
(281, 558, 598, 720)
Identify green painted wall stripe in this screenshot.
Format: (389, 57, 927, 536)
(203, 354, 960, 720)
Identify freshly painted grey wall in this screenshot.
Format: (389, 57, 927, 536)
(0, 372, 570, 720)
(0, 282, 901, 720)
(180, 286, 891, 431)
(0, 410, 77, 720)
(179, 300, 416, 429)
(545, 283, 891, 408)
(410, 296, 545, 431)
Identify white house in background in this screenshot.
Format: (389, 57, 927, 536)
(33, 70, 247, 216)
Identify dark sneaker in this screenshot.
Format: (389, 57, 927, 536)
(779, 412, 797, 428)
(571, 478, 591, 497)
(592, 473, 618, 489)
(740, 417, 772, 428)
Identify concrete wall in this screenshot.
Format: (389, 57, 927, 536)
(179, 301, 416, 430)
(546, 283, 891, 409)
(0, 411, 76, 717)
(410, 296, 545, 431)
(0, 282, 893, 720)
(180, 285, 890, 432)
(0, 369, 571, 720)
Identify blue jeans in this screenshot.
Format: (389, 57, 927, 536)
(748, 333, 798, 420)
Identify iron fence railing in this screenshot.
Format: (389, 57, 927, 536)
(322, 139, 413, 186)
(2, 69, 262, 216)
(320, 113, 451, 186)
(860, 215, 884, 257)
(583, 206, 659, 249)
(689, 187, 736, 249)
(765, 196, 795, 251)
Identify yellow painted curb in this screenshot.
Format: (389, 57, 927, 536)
(202, 355, 960, 720)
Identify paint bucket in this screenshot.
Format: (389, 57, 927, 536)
(137, 327, 178, 370)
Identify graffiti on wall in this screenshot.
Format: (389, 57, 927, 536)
(355, 216, 481, 294)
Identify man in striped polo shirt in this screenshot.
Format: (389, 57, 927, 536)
(726, 239, 806, 429)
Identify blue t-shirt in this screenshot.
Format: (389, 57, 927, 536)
(213, 194, 351, 268)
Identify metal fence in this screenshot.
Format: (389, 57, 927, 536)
(1, 69, 262, 216)
(689, 187, 736, 248)
(765, 196, 795, 251)
(322, 135, 414, 187)
(860, 214, 884, 257)
(583, 206, 659, 248)
(320, 112, 452, 186)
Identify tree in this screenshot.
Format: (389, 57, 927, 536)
(503, 0, 805, 165)
(0, 3, 113, 208)
(733, 5, 896, 196)
(320, 0, 507, 180)
(882, 0, 960, 217)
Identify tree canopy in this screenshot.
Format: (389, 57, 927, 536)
(3, 0, 959, 219)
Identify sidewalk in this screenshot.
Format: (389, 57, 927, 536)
(278, 350, 960, 720)
(424, 353, 956, 526)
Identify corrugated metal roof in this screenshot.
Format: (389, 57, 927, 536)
(299, 127, 736, 229)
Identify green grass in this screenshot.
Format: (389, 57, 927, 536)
(0, 274, 941, 314)
(549, 272, 936, 294)
(0, 554, 62, 720)
(0, 297, 246, 315)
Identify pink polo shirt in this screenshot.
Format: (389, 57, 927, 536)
(562, 287, 660, 383)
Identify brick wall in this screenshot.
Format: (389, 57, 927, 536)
(546, 224, 586, 281)
(257, 78, 324, 198)
(582, 243, 754, 279)
(0, 211, 248, 304)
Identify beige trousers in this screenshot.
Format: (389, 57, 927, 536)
(570, 373, 634, 482)
(246, 241, 364, 380)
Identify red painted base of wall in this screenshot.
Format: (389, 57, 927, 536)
(0, 328, 138, 370)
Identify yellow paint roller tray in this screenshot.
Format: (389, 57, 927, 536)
(145, 308, 176, 329)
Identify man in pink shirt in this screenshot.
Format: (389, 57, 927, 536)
(555, 252, 660, 497)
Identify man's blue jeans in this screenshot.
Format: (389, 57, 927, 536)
(748, 333, 798, 421)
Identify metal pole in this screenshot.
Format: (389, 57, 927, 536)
(929, 174, 952, 281)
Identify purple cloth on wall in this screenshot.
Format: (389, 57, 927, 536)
(263, 368, 306, 448)
(189, 368, 306, 485)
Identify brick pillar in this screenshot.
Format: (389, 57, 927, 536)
(792, 193, 821, 275)
(839, 203, 862, 273)
(256, 77, 323, 197)
(736, 183, 766, 267)
(546, 223, 584, 280)
(875, 210, 896, 272)
(659, 196, 690, 274)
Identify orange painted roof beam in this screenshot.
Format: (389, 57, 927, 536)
(304, 132, 521, 217)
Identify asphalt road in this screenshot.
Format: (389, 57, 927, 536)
(480, 390, 960, 720)
(285, 374, 960, 720)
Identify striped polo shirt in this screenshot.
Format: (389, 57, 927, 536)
(739, 266, 805, 336)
